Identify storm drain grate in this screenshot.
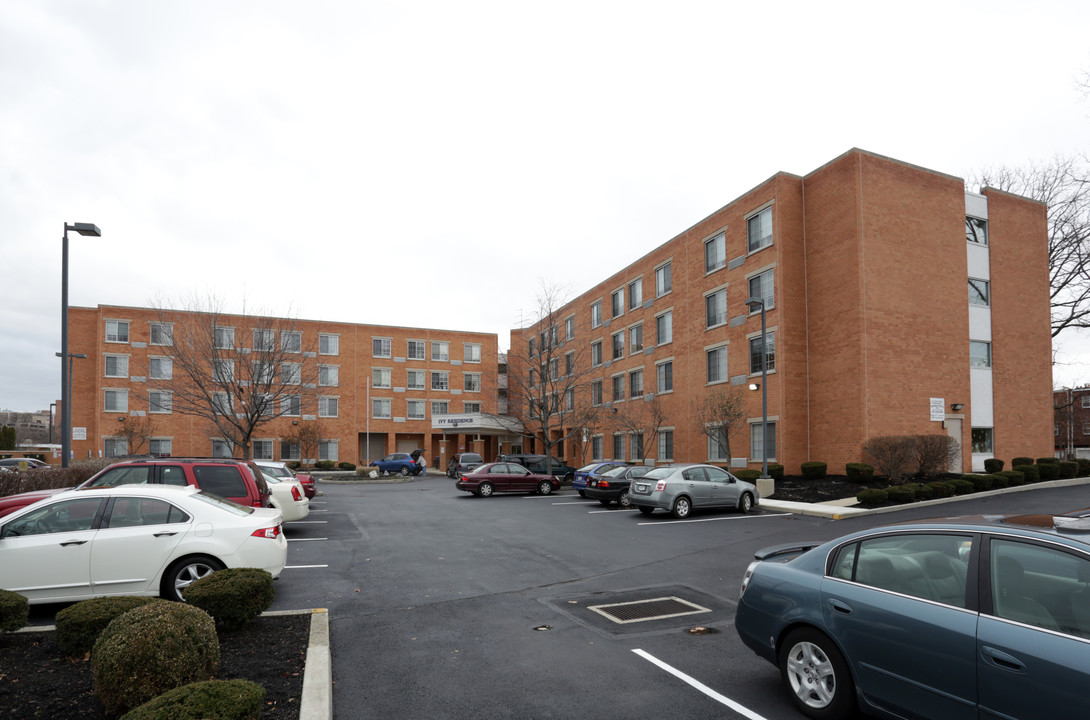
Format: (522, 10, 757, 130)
(587, 596, 712, 625)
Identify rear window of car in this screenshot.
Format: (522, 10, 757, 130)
(462, 454, 483, 463)
(192, 466, 247, 498)
(644, 467, 675, 480)
(191, 491, 254, 515)
(85, 465, 152, 488)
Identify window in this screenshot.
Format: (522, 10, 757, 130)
(705, 232, 726, 273)
(104, 354, 128, 378)
(989, 539, 1090, 637)
(658, 430, 674, 460)
(280, 441, 300, 461)
(104, 438, 127, 457)
(407, 369, 426, 390)
(565, 351, 574, 376)
(464, 343, 482, 363)
(407, 340, 426, 360)
(966, 216, 988, 245)
(252, 440, 273, 461)
(657, 361, 673, 393)
(149, 323, 173, 346)
(214, 326, 234, 349)
(565, 316, 575, 341)
(656, 311, 673, 345)
(281, 395, 301, 416)
(591, 301, 602, 329)
(708, 426, 728, 461)
(613, 434, 626, 461)
(1084, 396, 1090, 409)
(971, 427, 993, 453)
(750, 421, 776, 461)
(431, 401, 449, 415)
(149, 391, 172, 414)
(591, 380, 603, 406)
(149, 438, 172, 457)
(431, 341, 449, 361)
(253, 329, 275, 351)
(373, 337, 392, 358)
(591, 341, 602, 367)
(319, 396, 339, 418)
(591, 436, 603, 461)
(464, 401, 481, 414)
(104, 389, 128, 413)
(464, 373, 481, 392)
(431, 371, 449, 390)
(529, 367, 537, 386)
(747, 206, 773, 253)
(1083, 423, 1090, 436)
(372, 368, 391, 388)
(748, 269, 774, 309)
(549, 357, 559, 380)
(282, 362, 301, 385)
(212, 392, 232, 415)
(106, 320, 130, 343)
(564, 389, 574, 411)
(749, 332, 776, 374)
(707, 345, 728, 384)
(631, 433, 644, 461)
(406, 400, 426, 419)
(611, 289, 624, 318)
(629, 323, 644, 354)
(318, 365, 339, 387)
(372, 398, 391, 419)
(319, 440, 338, 463)
(281, 331, 302, 353)
(211, 439, 233, 458)
(969, 278, 990, 307)
(253, 360, 274, 385)
(213, 360, 234, 382)
(149, 356, 172, 380)
(319, 333, 339, 355)
(835, 534, 973, 608)
(612, 331, 624, 360)
(628, 278, 643, 309)
(706, 289, 727, 328)
(612, 375, 625, 402)
(655, 262, 671, 297)
(970, 341, 992, 368)
(630, 368, 643, 398)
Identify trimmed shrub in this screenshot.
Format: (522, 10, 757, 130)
(800, 462, 827, 480)
(314, 460, 335, 470)
(182, 569, 274, 632)
(286, 461, 301, 470)
(1036, 457, 1061, 465)
(1037, 462, 1061, 481)
(886, 485, 918, 504)
(0, 589, 28, 632)
(846, 463, 875, 483)
(92, 602, 220, 715)
(927, 481, 955, 498)
(904, 482, 934, 501)
(1012, 457, 1034, 467)
(1059, 461, 1079, 479)
(990, 473, 1010, 489)
(1078, 459, 1090, 477)
(56, 596, 160, 657)
(1013, 464, 1039, 483)
(983, 458, 1005, 474)
(734, 469, 761, 482)
(337, 461, 356, 471)
(862, 436, 916, 484)
(963, 473, 995, 492)
(121, 679, 265, 720)
(948, 478, 975, 495)
(998, 470, 1026, 487)
(856, 488, 888, 505)
(767, 464, 785, 481)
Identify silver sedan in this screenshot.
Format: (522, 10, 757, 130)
(628, 463, 759, 518)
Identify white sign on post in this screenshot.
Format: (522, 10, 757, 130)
(929, 398, 945, 422)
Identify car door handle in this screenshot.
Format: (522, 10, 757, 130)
(981, 646, 1027, 673)
(59, 539, 87, 546)
(828, 599, 853, 615)
(153, 531, 178, 537)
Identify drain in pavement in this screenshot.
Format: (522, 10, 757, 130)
(587, 596, 712, 625)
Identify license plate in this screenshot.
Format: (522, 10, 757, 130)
(635, 483, 647, 492)
(590, 480, 598, 487)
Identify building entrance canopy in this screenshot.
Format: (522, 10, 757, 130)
(432, 413, 523, 437)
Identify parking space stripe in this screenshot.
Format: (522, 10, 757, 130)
(637, 512, 791, 526)
(287, 537, 328, 542)
(288, 520, 328, 524)
(632, 649, 768, 720)
(284, 564, 329, 569)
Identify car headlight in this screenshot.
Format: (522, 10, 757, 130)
(740, 560, 760, 596)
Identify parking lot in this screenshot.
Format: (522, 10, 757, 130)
(271, 475, 1090, 719)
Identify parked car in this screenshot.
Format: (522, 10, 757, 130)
(254, 460, 316, 499)
(628, 463, 758, 518)
(572, 461, 628, 497)
(259, 471, 310, 522)
(0, 484, 286, 604)
(454, 462, 561, 497)
(584, 464, 652, 507)
(370, 452, 423, 477)
(0, 458, 49, 472)
(0, 457, 271, 520)
(498, 454, 577, 482)
(736, 512, 1090, 720)
(447, 452, 484, 478)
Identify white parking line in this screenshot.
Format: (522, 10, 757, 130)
(551, 501, 599, 506)
(588, 508, 638, 514)
(284, 564, 329, 569)
(288, 520, 328, 524)
(637, 512, 792, 526)
(287, 537, 328, 542)
(632, 649, 768, 720)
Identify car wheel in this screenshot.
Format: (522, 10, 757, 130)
(671, 496, 692, 519)
(162, 555, 225, 602)
(577, 490, 586, 497)
(618, 489, 630, 508)
(637, 506, 654, 515)
(738, 493, 754, 514)
(477, 482, 494, 498)
(537, 481, 553, 496)
(398, 466, 410, 476)
(598, 498, 612, 506)
(564, 473, 574, 483)
(778, 628, 856, 720)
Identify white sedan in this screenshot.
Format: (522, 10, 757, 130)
(261, 472, 310, 522)
(0, 485, 286, 604)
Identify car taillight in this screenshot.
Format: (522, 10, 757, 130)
(740, 560, 759, 596)
(656, 481, 667, 491)
(291, 486, 302, 501)
(599, 480, 610, 488)
(252, 524, 282, 539)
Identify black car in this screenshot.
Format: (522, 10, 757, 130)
(584, 464, 652, 507)
(497, 454, 576, 481)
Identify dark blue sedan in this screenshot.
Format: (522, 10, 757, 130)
(736, 513, 1090, 720)
(571, 461, 628, 497)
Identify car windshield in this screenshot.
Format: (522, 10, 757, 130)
(260, 472, 283, 485)
(259, 465, 293, 478)
(643, 467, 676, 480)
(190, 490, 254, 516)
(577, 463, 599, 472)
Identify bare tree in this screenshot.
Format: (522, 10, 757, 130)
(972, 156, 1090, 338)
(499, 283, 601, 475)
(691, 385, 747, 461)
(115, 415, 156, 456)
(283, 420, 324, 469)
(142, 296, 321, 460)
(611, 393, 670, 463)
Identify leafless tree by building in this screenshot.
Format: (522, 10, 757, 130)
(690, 385, 747, 462)
(611, 393, 670, 464)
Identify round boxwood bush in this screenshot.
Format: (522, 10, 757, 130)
(927, 481, 955, 498)
(1013, 464, 1040, 483)
(337, 461, 357, 471)
(1012, 457, 1034, 467)
(948, 478, 975, 495)
(963, 473, 995, 492)
(856, 488, 887, 505)
(801, 462, 827, 480)
(92, 601, 220, 715)
(1078, 459, 1090, 477)
(1036, 457, 1060, 465)
(998, 470, 1025, 486)
(121, 679, 265, 720)
(734, 469, 761, 482)
(990, 473, 1010, 489)
(314, 460, 335, 470)
(767, 463, 785, 481)
(56, 596, 160, 657)
(1059, 461, 1079, 479)
(0, 589, 28, 632)
(983, 458, 1005, 473)
(885, 485, 917, 504)
(1037, 462, 1061, 481)
(846, 463, 874, 483)
(182, 568, 274, 632)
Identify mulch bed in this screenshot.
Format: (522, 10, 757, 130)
(766, 475, 877, 503)
(0, 613, 310, 719)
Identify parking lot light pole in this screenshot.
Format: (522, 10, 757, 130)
(744, 296, 769, 480)
(61, 222, 101, 467)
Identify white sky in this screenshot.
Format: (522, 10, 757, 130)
(2, 0, 1089, 412)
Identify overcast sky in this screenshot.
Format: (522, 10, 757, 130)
(2, 1, 1088, 413)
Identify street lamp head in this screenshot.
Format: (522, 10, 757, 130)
(749, 383, 760, 391)
(65, 222, 101, 237)
(744, 296, 764, 311)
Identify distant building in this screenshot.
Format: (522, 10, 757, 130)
(1054, 386, 1090, 459)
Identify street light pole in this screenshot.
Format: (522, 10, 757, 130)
(744, 296, 769, 480)
(61, 222, 101, 468)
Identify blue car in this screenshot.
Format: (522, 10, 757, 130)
(572, 461, 628, 497)
(736, 512, 1090, 720)
(370, 453, 422, 476)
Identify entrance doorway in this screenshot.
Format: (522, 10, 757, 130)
(945, 418, 963, 474)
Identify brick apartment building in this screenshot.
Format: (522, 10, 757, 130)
(1055, 386, 1090, 459)
(509, 149, 1054, 474)
(65, 305, 502, 468)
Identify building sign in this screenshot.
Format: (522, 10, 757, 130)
(435, 414, 481, 428)
(72, 427, 87, 441)
(929, 398, 945, 422)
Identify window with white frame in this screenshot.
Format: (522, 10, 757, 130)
(706, 289, 727, 328)
(966, 216, 988, 245)
(565, 316, 575, 341)
(149, 356, 172, 380)
(372, 398, 391, 418)
(590, 435, 603, 461)
(106, 320, 130, 343)
(749, 332, 776, 374)
(1084, 423, 1090, 436)
(213, 360, 234, 382)
(104, 354, 129, 378)
(969, 278, 990, 307)
(211, 439, 233, 458)
(253, 329, 275, 351)
(613, 434, 626, 461)
(658, 430, 674, 460)
(591, 341, 602, 367)
(630, 368, 643, 397)
(464, 343, 482, 363)
(373, 337, 392, 358)
(407, 340, 426, 360)
(565, 351, 574, 376)
(747, 206, 773, 253)
(612, 374, 625, 402)
(970, 341, 992, 368)
(407, 399, 426, 419)
(431, 400, 449, 415)
(591, 380, 603, 406)
(319, 365, 339, 387)
(707, 345, 728, 384)
(213, 392, 232, 415)
(1083, 396, 1090, 409)
(748, 269, 774, 309)
(657, 360, 673, 393)
(149, 391, 172, 414)
(104, 438, 127, 457)
(214, 327, 234, 349)
(256, 393, 272, 417)
(529, 367, 537, 386)
(280, 441, 300, 461)
(630, 433, 644, 461)
(464, 373, 481, 392)
(705, 232, 726, 273)
(252, 440, 273, 460)
(549, 357, 559, 381)
(464, 401, 482, 414)
(431, 371, 449, 390)
(431, 341, 450, 361)
(656, 310, 673, 345)
(612, 330, 624, 360)
(282, 331, 302, 353)
(105, 389, 128, 413)
(149, 438, 172, 457)
(708, 426, 728, 461)
(655, 262, 671, 297)
(564, 389, 574, 411)
(628, 278, 643, 309)
(750, 421, 776, 461)
(591, 301, 602, 329)
(282, 362, 301, 385)
(373, 368, 391, 388)
(630, 323, 643, 354)
(319, 396, 339, 418)
(319, 333, 339, 356)
(404, 369, 423, 390)
(253, 360, 274, 385)
(281, 395, 301, 416)
(149, 323, 173, 346)
(611, 289, 624, 318)
(319, 440, 338, 462)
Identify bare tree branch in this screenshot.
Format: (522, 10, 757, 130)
(690, 385, 747, 460)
